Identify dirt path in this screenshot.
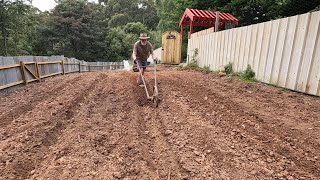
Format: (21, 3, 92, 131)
(0, 68, 319, 180)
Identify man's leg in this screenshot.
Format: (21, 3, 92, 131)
(137, 60, 143, 85)
(137, 60, 147, 85)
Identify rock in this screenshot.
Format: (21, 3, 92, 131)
(193, 150, 201, 156)
(266, 158, 273, 163)
(250, 170, 257, 175)
(113, 171, 122, 178)
(269, 151, 275, 157)
(231, 145, 235, 149)
(164, 130, 173, 136)
(204, 96, 208, 101)
(206, 150, 212, 154)
(195, 158, 202, 163)
(218, 71, 227, 77)
(263, 168, 274, 176)
(30, 170, 35, 175)
(144, 131, 149, 135)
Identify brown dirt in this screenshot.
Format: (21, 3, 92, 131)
(0, 67, 319, 180)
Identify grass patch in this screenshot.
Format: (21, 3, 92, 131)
(201, 65, 211, 74)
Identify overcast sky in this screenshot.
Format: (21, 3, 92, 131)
(32, 0, 98, 11)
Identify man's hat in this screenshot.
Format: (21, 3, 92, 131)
(139, 33, 150, 40)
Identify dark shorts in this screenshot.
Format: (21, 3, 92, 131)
(137, 59, 147, 70)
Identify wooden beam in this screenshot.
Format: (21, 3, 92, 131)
(24, 62, 36, 65)
(24, 65, 38, 79)
(0, 80, 24, 91)
(34, 63, 39, 80)
(215, 11, 220, 32)
(0, 64, 20, 70)
(37, 61, 62, 65)
(64, 63, 79, 65)
(79, 62, 81, 73)
(20, 61, 28, 85)
(64, 70, 79, 74)
(27, 79, 38, 83)
(40, 72, 63, 79)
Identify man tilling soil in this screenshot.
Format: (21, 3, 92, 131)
(132, 33, 156, 86)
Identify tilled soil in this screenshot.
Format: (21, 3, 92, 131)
(0, 67, 319, 180)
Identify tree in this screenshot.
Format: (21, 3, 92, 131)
(0, 0, 43, 56)
(35, 0, 107, 61)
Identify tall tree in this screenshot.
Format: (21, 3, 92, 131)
(36, 0, 107, 61)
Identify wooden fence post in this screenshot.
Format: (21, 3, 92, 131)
(35, 62, 41, 81)
(215, 11, 220, 32)
(61, 60, 65, 75)
(89, 65, 91, 72)
(34, 62, 40, 82)
(20, 61, 28, 85)
(79, 62, 81, 73)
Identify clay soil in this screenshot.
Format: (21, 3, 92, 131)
(0, 66, 320, 180)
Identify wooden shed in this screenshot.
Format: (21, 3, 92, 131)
(161, 31, 182, 64)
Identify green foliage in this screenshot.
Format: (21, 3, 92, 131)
(224, 63, 234, 75)
(184, 63, 199, 71)
(2, 0, 320, 61)
(202, 65, 211, 74)
(191, 48, 198, 63)
(0, 0, 160, 61)
(237, 65, 256, 82)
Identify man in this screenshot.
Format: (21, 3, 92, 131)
(132, 33, 156, 85)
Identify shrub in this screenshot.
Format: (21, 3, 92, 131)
(224, 63, 233, 75)
(239, 65, 255, 82)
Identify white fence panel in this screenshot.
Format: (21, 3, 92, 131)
(187, 11, 320, 96)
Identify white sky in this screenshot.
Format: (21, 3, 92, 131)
(32, 0, 99, 11)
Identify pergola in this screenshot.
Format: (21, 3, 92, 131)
(179, 8, 239, 39)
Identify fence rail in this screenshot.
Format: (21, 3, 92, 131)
(187, 10, 320, 97)
(0, 56, 124, 92)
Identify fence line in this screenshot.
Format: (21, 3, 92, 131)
(187, 10, 320, 97)
(0, 56, 124, 93)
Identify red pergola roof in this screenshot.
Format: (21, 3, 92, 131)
(178, 8, 239, 63)
(179, 8, 239, 28)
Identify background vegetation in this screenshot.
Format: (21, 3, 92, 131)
(1, 0, 319, 61)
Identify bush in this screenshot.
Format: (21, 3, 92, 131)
(239, 65, 255, 82)
(224, 63, 234, 75)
